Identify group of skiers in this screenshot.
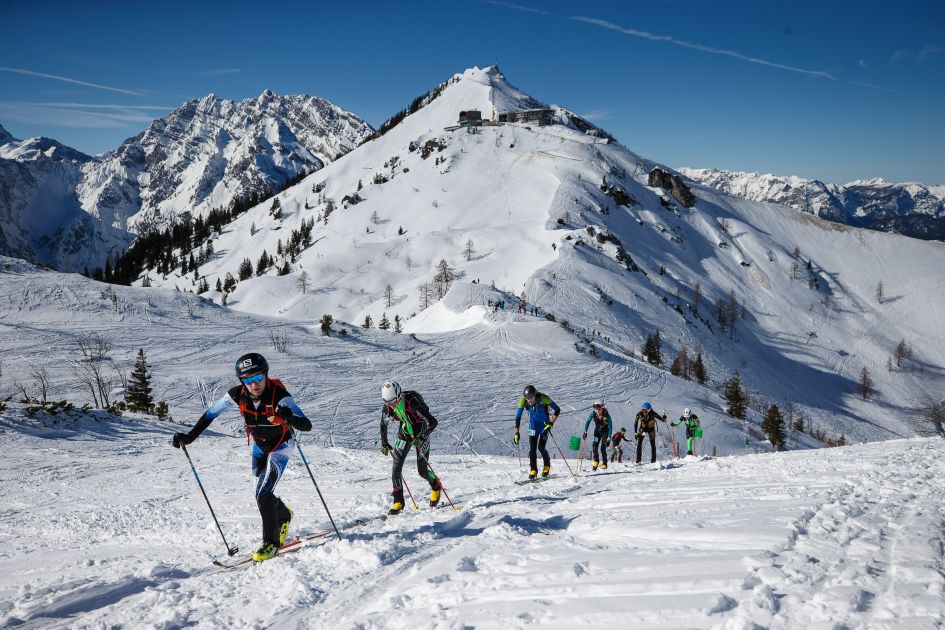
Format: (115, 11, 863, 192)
(172, 354, 703, 562)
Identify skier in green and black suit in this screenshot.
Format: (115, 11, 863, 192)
(583, 399, 613, 471)
(379, 380, 441, 515)
(514, 385, 561, 480)
(670, 407, 701, 456)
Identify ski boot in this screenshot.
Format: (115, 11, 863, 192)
(528, 470, 538, 480)
(601, 463, 608, 470)
(592, 461, 599, 471)
(542, 465, 550, 478)
(253, 541, 279, 562)
(388, 501, 404, 515)
(278, 506, 293, 545)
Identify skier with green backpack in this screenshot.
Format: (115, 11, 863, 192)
(670, 408, 701, 456)
(379, 381, 442, 515)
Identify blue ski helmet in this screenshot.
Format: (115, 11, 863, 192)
(641, 402, 652, 411)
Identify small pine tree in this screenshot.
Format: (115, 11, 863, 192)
(223, 272, 237, 292)
(154, 401, 170, 421)
(762, 404, 786, 450)
(378, 313, 390, 330)
(362, 315, 373, 329)
(125, 348, 155, 413)
(724, 371, 747, 420)
(238, 258, 253, 281)
(463, 238, 476, 261)
(384, 284, 394, 308)
(670, 347, 690, 379)
(256, 251, 270, 276)
(320, 314, 333, 336)
(370, 210, 380, 225)
(394, 315, 402, 333)
(215, 278, 223, 292)
(692, 351, 708, 385)
(859, 367, 873, 400)
(642, 331, 662, 365)
(875, 281, 884, 304)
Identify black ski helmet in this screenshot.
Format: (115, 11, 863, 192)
(235, 352, 268, 379)
(523, 385, 537, 399)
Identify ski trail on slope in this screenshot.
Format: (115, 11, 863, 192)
(717, 439, 945, 629)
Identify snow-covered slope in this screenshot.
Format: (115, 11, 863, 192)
(679, 167, 945, 240)
(137, 66, 945, 443)
(0, 125, 133, 271)
(1, 407, 943, 629)
(78, 92, 374, 231)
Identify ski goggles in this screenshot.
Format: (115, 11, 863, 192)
(241, 373, 266, 385)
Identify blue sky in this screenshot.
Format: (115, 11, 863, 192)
(1, 0, 942, 184)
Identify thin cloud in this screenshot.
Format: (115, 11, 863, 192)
(0, 67, 145, 96)
(0, 101, 159, 128)
(580, 109, 611, 121)
(847, 81, 895, 93)
(891, 49, 911, 63)
(30, 102, 174, 111)
(917, 42, 944, 62)
(570, 16, 836, 80)
(203, 68, 244, 77)
(482, 0, 549, 15)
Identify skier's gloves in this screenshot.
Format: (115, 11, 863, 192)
(635, 432, 643, 438)
(381, 444, 391, 456)
(513, 431, 520, 445)
(172, 432, 193, 448)
(276, 406, 295, 422)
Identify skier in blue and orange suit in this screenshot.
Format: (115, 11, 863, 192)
(172, 352, 311, 562)
(514, 385, 561, 480)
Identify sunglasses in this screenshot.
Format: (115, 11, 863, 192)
(241, 373, 266, 385)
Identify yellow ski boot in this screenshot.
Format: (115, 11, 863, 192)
(430, 488, 441, 508)
(528, 470, 538, 480)
(542, 465, 550, 478)
(253, 542, 279, 562)
(278, 506, 293, 545)
(388, 501, 404, 515)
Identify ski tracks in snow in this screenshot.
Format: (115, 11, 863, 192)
(718, 439, 945, 629)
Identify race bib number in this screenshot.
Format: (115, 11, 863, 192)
(394, 438, 406, 450)
(528, 429, 536, 437)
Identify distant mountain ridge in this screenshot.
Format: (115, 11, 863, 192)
(679, 167, 945, 240)
(0, 93, 373, 271)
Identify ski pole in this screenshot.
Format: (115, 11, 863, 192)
(180, 444, 238, 556)
(296, 440, 343, 541)
(547, 430, 577, 478)
(402, 478, 419, 510)
(417, 449, 460, 510)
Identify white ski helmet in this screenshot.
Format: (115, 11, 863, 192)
(683, 408, 691, 418)
(381, 380, 402, 403)
(594, 399, 605, 407)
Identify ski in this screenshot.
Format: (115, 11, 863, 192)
(210, 529, 333, 571)
(514, 475, 558, 485)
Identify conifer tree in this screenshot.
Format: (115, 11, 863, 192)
(238, 258, 253, 281)
(394, 315, 402, 333)
(125, 348, 155, 413)
(762, 404, 786, 450)
(724, 371, 747, 420)
(362, 315, 373, 329)
(692, 351, 708, 385)
(320, 314, 333, 335)
(378, 313, 390, 330)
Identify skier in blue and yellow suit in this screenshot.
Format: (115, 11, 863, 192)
(514, 385, 560, 480)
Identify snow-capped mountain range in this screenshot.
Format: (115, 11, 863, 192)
(128, 66, 945, 443)
(679, 167, 945, 240)
(0, 94, 372, 271)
